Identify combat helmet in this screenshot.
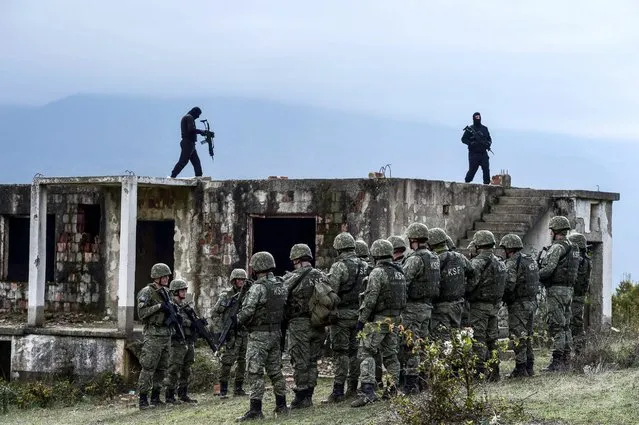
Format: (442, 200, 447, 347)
(370, 239, 394, 258)
(548, 216, 571, 232)
(568, 232, 587, 249)
(290, 243, 313, 261)
(427, 228, 449, 246)
(229, 268, 248, 281)
(472, 230, 496, 248)
(169, 279, 188, 292)
(250, 251, 276, 273)
(387, 235, 407, 251)
(499, 234, 524, 250)
(406, 223, 429, 240)
(333, 232, 356, 250)
(150, 263, 172, 279)
(355, 240, 369, 257)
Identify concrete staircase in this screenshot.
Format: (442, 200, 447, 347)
(457, 188, 551, 254)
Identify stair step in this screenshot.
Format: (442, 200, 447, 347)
(498, 196, 550, 206)
(475, 221, 529, 233)
(490, 204, 545, 215)
(482, 213, 535, 224)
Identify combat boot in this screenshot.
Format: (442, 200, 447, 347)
(219, 381, 229, 399)
(526, 359, 535, 376)
(381, 384, 398, 400)
(350, 383, 378, 408)
(273, 394, 289, 416)
(150, 389, 164, 407)
(290, 388, 311, 409)
(177, 386, 197, 403)
(237, 399, 264, 422)
(487, 363, 500, 382)
(139, 393, 152, 410)
(508, 363, 529, 379)
(562, 351, 572, 371)
(543, 352, 564, 372)
(322, 382, 345, 404)
(344, 380, 359, 398)
(403, 375, 420, 395)
(234, 380, 247, 397)
(165, 388, 179, 404)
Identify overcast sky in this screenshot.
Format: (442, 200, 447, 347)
(2, 1, 638, 139)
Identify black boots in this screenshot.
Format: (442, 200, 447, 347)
(487, 362, 500, 382)
(237, 399, 264, 421)
(150, 389, 164, 406)
(508, 363, 529, 378)
(177, 387, 197, 403)
(219, 381, 229, 399)
(234, 380, 247, 397)
(139, 393, 151, 410)
(351, 383, 378, 408)
(322, 382, 345, 404)
(165, 388, 178, 404)
(274, 394, 289, 415)
(403, 375, 420, 395)
(344, 380, 359, 398)
(544, 351, 564, 372)
(526, 359, 535, 376)
(290, 388, 312, 409)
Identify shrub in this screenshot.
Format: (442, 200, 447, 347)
(82, 372, 126, 400)
(612, 276, 639, 330)
(188, 346, 221, 392)
(572, 328, 639, 372)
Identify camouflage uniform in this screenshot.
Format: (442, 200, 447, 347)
(466, 231, 506, 380)
(429, 228, 474, 339)
(499, 234, 539, 377)
(164, 279, 197, 403)
(352, 239, 406, 408)
(285, 244, 326, 408)
(569, 233, 592, 355)
(136, 263, 173, 409)
(213, 269, 249, 398)
(324, 233, 368, 402)
(539, 216, 580, 371)
(237, 252, 288, 421)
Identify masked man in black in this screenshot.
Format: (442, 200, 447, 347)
(462, 112, 492, 185)
(170, 107, 211, 178)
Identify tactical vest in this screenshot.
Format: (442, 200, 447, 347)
(174, 304, 193, 341)
(249, 277, 287, 331)
(373, 263, 407, 316)
(573, 254, 592, 296)
(437, 251, 466, 302)
(406, 250, 441, 301)
(548, 240, 581, 287)
(139, 284, 168, 326)
(337, 258, 367, 310)
(469, 255, 507, 303)
(285, 267, 315, 319)
(512, 253, 540, 300)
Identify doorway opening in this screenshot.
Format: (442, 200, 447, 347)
(134, 220, 175, 320)
(6, 215, 55, 282)
(0, 340, 10, 381)
(251, 216, 317, 276)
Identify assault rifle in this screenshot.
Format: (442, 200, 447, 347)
(536, 246, 549, 268)
(463, 125, 494, 155)
(199, 119, 216, 162)
(182, 304, 218, 353)
(218, 280, 252, 348)
(157, 287, 186, 340)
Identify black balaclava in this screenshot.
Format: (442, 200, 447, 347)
(473, 112, 481, 126)
(189, 107, 202, 119)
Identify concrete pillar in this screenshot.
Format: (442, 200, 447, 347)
(117, 177, 138, 333)
(28, 182, 47, 327)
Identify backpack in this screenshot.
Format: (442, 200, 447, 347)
(309, 275, 341, 327)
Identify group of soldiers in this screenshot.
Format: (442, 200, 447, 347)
(135, 214, 592, 421)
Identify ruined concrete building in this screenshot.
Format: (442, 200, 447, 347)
(0, 175, 619, 381)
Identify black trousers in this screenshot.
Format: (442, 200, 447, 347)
(170, 140, 202, 178)
(464, 151, 490, 184)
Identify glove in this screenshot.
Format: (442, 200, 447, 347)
(160, 302, 172, 313)
(355, 321, 366, 332)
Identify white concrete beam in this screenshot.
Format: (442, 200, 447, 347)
(27, 182, 47, 327)
(117, 177, 138, 333)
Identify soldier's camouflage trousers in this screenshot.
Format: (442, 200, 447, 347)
(164, 340, 195, 391)
(399, 301, 432, 376)
(219, 331, 248, 383)
(468, 302, 500, 363)
(507, 300, 536, 365)
(329, 318, 360, 385)
(288, 317, 325, 391)
(245, 330, 287, 401)
(357, 320, 400, 386)
(430, 299, 464, 340)
(137, 334, 170, 394)
(571, 296, 586, 353)
(546, 286, 573, 355)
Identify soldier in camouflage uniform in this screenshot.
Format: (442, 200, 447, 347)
(499, 234, 540, 378)
(136, 263, 174, 409)
(446, 235, 457, 251)
(539, 216, 580, 371)
(428, 228, 474, 339)
(212, 268, 249, 399)
(285, 244, 326, 409)
(324, 232, 368, 403)
(388, 235, 408, 265)
(164, 279, 197, 403)
(399, 223, 441, 394)
(351, 239, 406, 408)
(236, 252, 289, 421)
(466, 230, 507, 381)
(568, 233, 592, 355)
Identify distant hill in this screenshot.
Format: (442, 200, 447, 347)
(0, 94, 633, 282)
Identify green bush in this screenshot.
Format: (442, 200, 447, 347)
(573, 328, 639, 372)
(188, 346, 221, 392)
(82, 372, 126, 400)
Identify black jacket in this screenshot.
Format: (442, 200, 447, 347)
(180, 114, 199, 143)
(461, 124, 492, 154)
